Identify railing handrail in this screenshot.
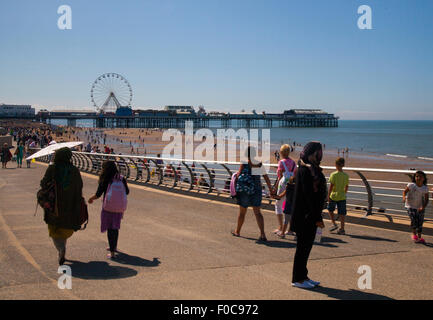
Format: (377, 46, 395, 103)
(34, 151, 433, 221)
(73, 151, 433, 175)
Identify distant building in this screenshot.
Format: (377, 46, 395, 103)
(0, 104, 35, 118)
(164, 106, 195, 114)
(208, 111, 226, 117)
(115, 107, 133, 117)
(284, 109, 336, 119)
(136, 109, 174, 117)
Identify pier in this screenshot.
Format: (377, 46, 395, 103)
(32, 109, 339, 129)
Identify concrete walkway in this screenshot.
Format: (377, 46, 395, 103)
(0, 163, 432, 300)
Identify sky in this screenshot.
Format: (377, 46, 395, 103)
(0, 0, 432, 120)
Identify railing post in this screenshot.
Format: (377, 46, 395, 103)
(355, 171, 374, 216)
(182, 161, 195, 191)
(149, 159, 163, 185)
(199, 163, 213, 194)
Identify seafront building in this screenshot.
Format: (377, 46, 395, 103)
(0, 104, 35, 118)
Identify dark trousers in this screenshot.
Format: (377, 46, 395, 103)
(107, 229, 119, 252)
(292, 223, 317, 283)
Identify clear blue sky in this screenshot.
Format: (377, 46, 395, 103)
(1, 0, 432, 119)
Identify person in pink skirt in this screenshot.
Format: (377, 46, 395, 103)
(88, 161, 129, 259)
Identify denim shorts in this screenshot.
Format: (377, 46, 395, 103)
(328, 200, 347, 216)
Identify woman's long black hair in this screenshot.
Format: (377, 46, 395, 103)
(99, 160, 119, 185)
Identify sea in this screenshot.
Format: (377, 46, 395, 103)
(51, 120, 433, 160)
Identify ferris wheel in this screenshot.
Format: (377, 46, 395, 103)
(90, 73, 132, 113)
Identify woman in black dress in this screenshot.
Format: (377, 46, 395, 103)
(290, 142, 327, 289)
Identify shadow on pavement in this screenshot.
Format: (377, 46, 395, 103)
(347, 234, 398, 242)
(311, 286, 394, 300)
(318, 236, 346, 247)
(256, 240, 297, 249)
(65, 260, 138, 280)
(235, 235, 297, 249)
(112, 253, 161, 268)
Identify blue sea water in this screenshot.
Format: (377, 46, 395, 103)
(269, 120, 433, 159)
(52, 119, 433, 159)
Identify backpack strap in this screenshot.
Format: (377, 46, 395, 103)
(281, 160, 289, 173)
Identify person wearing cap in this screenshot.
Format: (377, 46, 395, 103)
(290, 142, 327, 289)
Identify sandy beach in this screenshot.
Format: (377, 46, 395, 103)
(61, 126, 433, 173)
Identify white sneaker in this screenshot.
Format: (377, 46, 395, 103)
(307, 279, 320, 287)
(291, 281, 315, 289)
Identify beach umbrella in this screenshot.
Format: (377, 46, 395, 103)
(26, 141, 83, 160)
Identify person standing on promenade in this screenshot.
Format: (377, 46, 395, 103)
(88, 161, 129, 259)
(1, 143, 12, 169)
(40, 148, 83, 265)
(272, 144, 296, 236)
(15, 142, 24, 168)
(327, 157, 349, 235)
(290, 142, 327, 289)
(403, 171, 429, 244)
(232, 146, 275, 241)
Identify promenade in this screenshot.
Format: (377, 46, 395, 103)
(0, 163, 432, 300)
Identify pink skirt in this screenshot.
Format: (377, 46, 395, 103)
(100, 209, 124, 233)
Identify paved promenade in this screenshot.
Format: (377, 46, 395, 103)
(0, 163, 432, 300)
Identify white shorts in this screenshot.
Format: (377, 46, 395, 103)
(275, 199, 284, 215)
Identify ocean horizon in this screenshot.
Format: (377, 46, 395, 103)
(51, 119, 433, 159)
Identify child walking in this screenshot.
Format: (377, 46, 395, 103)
(273, 144, 296, 236)
(403, 171, 429, 244)
(88, 161, 129, 259)
(327, 157, 349, 235)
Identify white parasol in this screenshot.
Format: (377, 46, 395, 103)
(26, 141, 83, 160)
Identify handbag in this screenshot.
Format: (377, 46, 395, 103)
(37, 179, 59, 219)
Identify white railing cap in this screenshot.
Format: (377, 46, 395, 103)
(72, 152, 433, 175)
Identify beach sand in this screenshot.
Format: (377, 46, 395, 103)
(62, 127, 433, 173)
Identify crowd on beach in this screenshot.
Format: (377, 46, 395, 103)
(1, 124, 57, 169)
(2, 122, 431, 290)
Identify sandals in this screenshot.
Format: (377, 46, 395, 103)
(231, 231, 240, 237)
(107, 252, 117, 259)
(258, 236, 267, 242)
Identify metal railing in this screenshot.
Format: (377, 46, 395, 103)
(38, 152, 433, 220)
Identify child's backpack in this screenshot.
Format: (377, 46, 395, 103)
(103, 174, 128, 213)
(278, 160, 295, 193)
